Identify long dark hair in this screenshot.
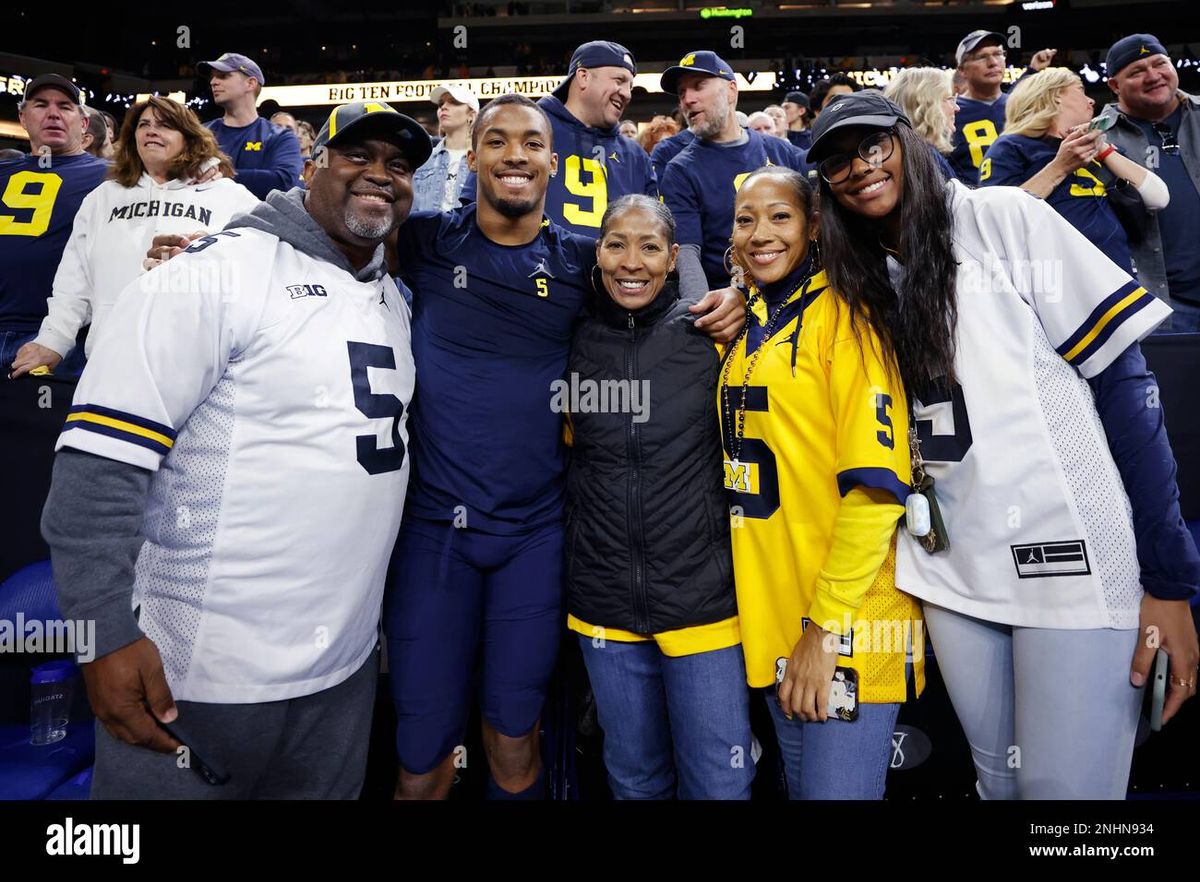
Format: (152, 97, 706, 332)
(816, 122, 959, 391)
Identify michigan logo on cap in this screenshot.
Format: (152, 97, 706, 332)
(681, 53, 696, 66)
(326, 102, 392, 139)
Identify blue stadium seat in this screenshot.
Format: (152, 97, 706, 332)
(0, 560, 95, 800)
(0, 559, 61, 625)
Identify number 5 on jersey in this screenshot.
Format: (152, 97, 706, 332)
(723, 385, 781, 520)
(347, 341, 407, 475)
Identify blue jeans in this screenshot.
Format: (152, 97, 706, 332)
(578, 636, 755, 800)
(1161, 297, 1200, 333)
(765, 689, 900, 799)
(0, 328, 86, 378)
(0, 329, 36, 374)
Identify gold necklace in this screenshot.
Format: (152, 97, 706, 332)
(720, 275, 811, 467)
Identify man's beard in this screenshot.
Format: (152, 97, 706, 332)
(344, 208, 395, 240)
(481, 183, 539, 219)
(692, 91, 731, 139)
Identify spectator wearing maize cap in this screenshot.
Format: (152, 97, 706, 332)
(1100, 33, 1200, 331)
(657, 49, 809, 292)
(412, 85, 478, 212)
(202, 52, 303, 199)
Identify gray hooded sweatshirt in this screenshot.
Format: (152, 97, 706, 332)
(41, 188, 389, 661)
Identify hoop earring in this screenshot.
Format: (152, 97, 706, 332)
(723, 244, 748, 287)
(809, 237, 822, 270)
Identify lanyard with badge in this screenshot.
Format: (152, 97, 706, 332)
(720, 279, 809, 479)
(882, 244, 950, 554)
(906, 415, 950, 553)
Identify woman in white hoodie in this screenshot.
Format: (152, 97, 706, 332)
(10, 97, 258, 377)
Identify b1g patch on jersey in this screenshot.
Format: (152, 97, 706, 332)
(1010, 541, 1091, 579)
(287, 283, 328, 299)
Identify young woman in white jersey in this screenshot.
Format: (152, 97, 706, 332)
(806, 91, 1199, 799)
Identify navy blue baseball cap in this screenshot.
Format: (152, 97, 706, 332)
(552, 41, 637, 100)
(806, 91, 910, 163)
(1106, 34, 1169, 77)
(660, 51, 737, 95)
(312, 101, 432, 169)
(783, 90, 810, 109)
(201, 52, 267, 86)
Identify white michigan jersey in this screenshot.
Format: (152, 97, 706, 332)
(56, 228, 415, 702)
(895, 180, 1170, 631)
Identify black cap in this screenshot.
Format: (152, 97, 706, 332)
(312, 101, 432, 169)
(783, 90, 810, 108)
(552, 40, 637, 101)
(660, 51, 737, 95)
(806, 92, 910, 163)
(22, 74, 82, 105)
(1106, 34, 1169, 77)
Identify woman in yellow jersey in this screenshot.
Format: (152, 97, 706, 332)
(721, 167, 924, 800)
(564, 194, 753, 800)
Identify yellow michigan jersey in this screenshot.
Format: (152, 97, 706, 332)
(720, 269, 925, 701)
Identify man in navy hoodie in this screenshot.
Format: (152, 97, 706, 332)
(460, 41, 656, 236)
(201, 52, 303, 200)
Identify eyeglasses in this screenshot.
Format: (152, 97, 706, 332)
(1152, 122, 1180, 155)
(967, 48, 1006, 64)
(818, 130, 897, 184)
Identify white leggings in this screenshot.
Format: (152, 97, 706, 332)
(923, 602, 1143, 799)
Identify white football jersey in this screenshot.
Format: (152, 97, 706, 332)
(895, 180, 1170, 631)
(57, 227, 414, 702)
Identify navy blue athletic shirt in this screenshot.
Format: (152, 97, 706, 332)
(659, 129, 809, 290)
(0, 152, 108, 332)
(396, 205, 596, 534)
(650, 128, 695, 179)
(981, 133, 1134, 274)
(206, 117, 303, 200)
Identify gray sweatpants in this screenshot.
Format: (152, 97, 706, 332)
(91, 648, 380, 799)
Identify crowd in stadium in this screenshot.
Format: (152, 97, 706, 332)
(2, 24, 1198, 802)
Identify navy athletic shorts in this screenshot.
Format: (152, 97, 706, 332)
(383, 516, 563, 774)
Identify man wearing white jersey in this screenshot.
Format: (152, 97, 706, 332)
(41, 101, 429, 799)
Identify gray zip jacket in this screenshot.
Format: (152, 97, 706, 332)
(1101, 91, 1200, 306)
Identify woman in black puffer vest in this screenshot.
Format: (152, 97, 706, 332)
(563, 195, 752, 800)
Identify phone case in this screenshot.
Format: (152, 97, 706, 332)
(775, 657, 860, 722)
(1149, 647, 1168, 732)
